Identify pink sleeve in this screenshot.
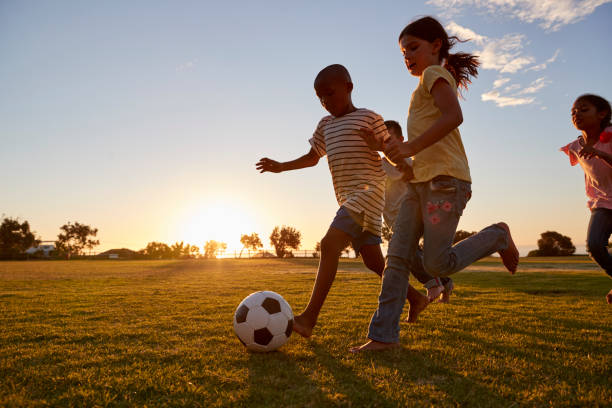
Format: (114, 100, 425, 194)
(560, 143, 578, 166)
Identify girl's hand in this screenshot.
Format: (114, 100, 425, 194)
(256, 157, 283, 173)
(358, 127, 383, 151)
(384, 138, 414, 163)
(578, 145, 602, 160)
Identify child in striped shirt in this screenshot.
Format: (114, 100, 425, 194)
(256, 64, 430, 337)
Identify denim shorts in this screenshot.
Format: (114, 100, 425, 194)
(330, 206, 382, 254)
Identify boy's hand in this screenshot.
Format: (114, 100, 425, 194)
(385, 138, 414, 163)
(256, 158, 283, 173)
(358, 127, 383, 151)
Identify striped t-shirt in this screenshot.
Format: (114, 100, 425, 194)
(309, 108, 389, 236)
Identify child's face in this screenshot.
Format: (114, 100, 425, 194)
(388, 127, 403, 142)
(399, 34, 441, 77)
(315, 77, 353, 117)
(572, 99, 606, 131)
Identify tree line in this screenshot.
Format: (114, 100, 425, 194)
(0, 215, 584, 260)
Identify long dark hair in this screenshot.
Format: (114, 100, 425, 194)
(575, 94, 612, 130)
(399, 16, 479, 91)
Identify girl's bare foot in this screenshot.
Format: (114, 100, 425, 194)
(606, 289, 612, 304)
(292, 314, 315, 338)
(350, 339, 399, 353)
(497, 222, 519, 274)
(406, 292, 429, 323)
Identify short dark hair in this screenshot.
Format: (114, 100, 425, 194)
(575, 94, 612, 130)
(314, 64, 352, 87)
(384, 120, 402, 138)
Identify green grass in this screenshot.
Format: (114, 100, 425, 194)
(0, 258, 610, 407)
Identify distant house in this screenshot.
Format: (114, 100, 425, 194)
(25, 244, 55, 257)
(96, 248, 138, 259)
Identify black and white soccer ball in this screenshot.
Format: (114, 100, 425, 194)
(233, 291, 293, 352)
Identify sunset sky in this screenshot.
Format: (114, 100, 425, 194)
(2, 1, 612, 255)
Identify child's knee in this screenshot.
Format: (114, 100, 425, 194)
(423, 252, 454, 277)
(320, 234, 346, 256)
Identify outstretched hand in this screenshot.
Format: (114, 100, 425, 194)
(358, 127, 383, 151)
(256, 157, 283, 173)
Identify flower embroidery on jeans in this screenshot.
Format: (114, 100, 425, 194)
(429, 214, 441, 224)
(426, 201, 438, 214)
(441, 201, 453, 212)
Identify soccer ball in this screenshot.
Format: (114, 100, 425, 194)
(233, 291, 293, 352)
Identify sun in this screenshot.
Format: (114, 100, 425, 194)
(176, 200, 257, 252)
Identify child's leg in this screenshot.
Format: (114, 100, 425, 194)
(294, 226, 351, 338)
(352, 186, 423, 352)
(410, 248, 451, 302)
(585, 208, 612, 303)
(586, 208, 612, 278)
(360, 244, 430, 322)
(418, 177, 518, 277)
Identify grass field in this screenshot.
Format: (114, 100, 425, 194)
(0, 257, 611, 407)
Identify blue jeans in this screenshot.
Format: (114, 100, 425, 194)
(368, 176, 509, 343)
(586, 207, 612, 279)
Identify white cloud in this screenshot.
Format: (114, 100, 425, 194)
(477, 34, 535, 73)
(428, 0, 611, 31)
(445, 21, 487, 45)
(176, 61, 195, 72)
(493, 77, 510, 88)
(517, 77, 551, 94)
(481, 91, 536, 107)
(504, 84, 521, 92)
(526, 49, 561, 71)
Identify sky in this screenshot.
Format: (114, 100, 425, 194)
(1, 0, 612, 255)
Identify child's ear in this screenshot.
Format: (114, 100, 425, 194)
(432, 38, 442, 55)
(347, 82, 354, 92)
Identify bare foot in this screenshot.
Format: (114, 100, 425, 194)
(406, 292, 429, 323)
(350, 339, 399, 353)
(439, 281, 454, 304)
(607, 289, 612, 304)
(292, 314, 314, 338)
(426, 285, 444, 302)
(497, 222, 519, 274)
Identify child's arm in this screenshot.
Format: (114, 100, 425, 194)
(578, 145, 612, 168)
(385, 78, 462, 162)
(256, 148, 320, 173)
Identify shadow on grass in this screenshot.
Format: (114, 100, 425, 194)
(309, 342, 512, 407)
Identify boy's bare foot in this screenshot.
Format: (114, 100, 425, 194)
(607, 289, 612, 304)
(426, 285, 444, 302)
(497, 222, 519, 274)
(350, 339, 399, 353)
(292, 314, 314, 338)
(406, 293, 429, 323)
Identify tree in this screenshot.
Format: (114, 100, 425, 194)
(141, 242, 172, 259)
(0, 217, 40, 259)
(203, 240, 227, 259)
(528, 231, 576, 257)
(269, 226, 301, 258)
(239, 233, 263, 258)
(454, 230, 477, 244)
(55, 222, 99, 259)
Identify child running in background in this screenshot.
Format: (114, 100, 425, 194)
(560, 94, 612, 304)
(352, 16, 519, 352)
(382, 120, 454, 306)
(256, 64, 432, 338)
